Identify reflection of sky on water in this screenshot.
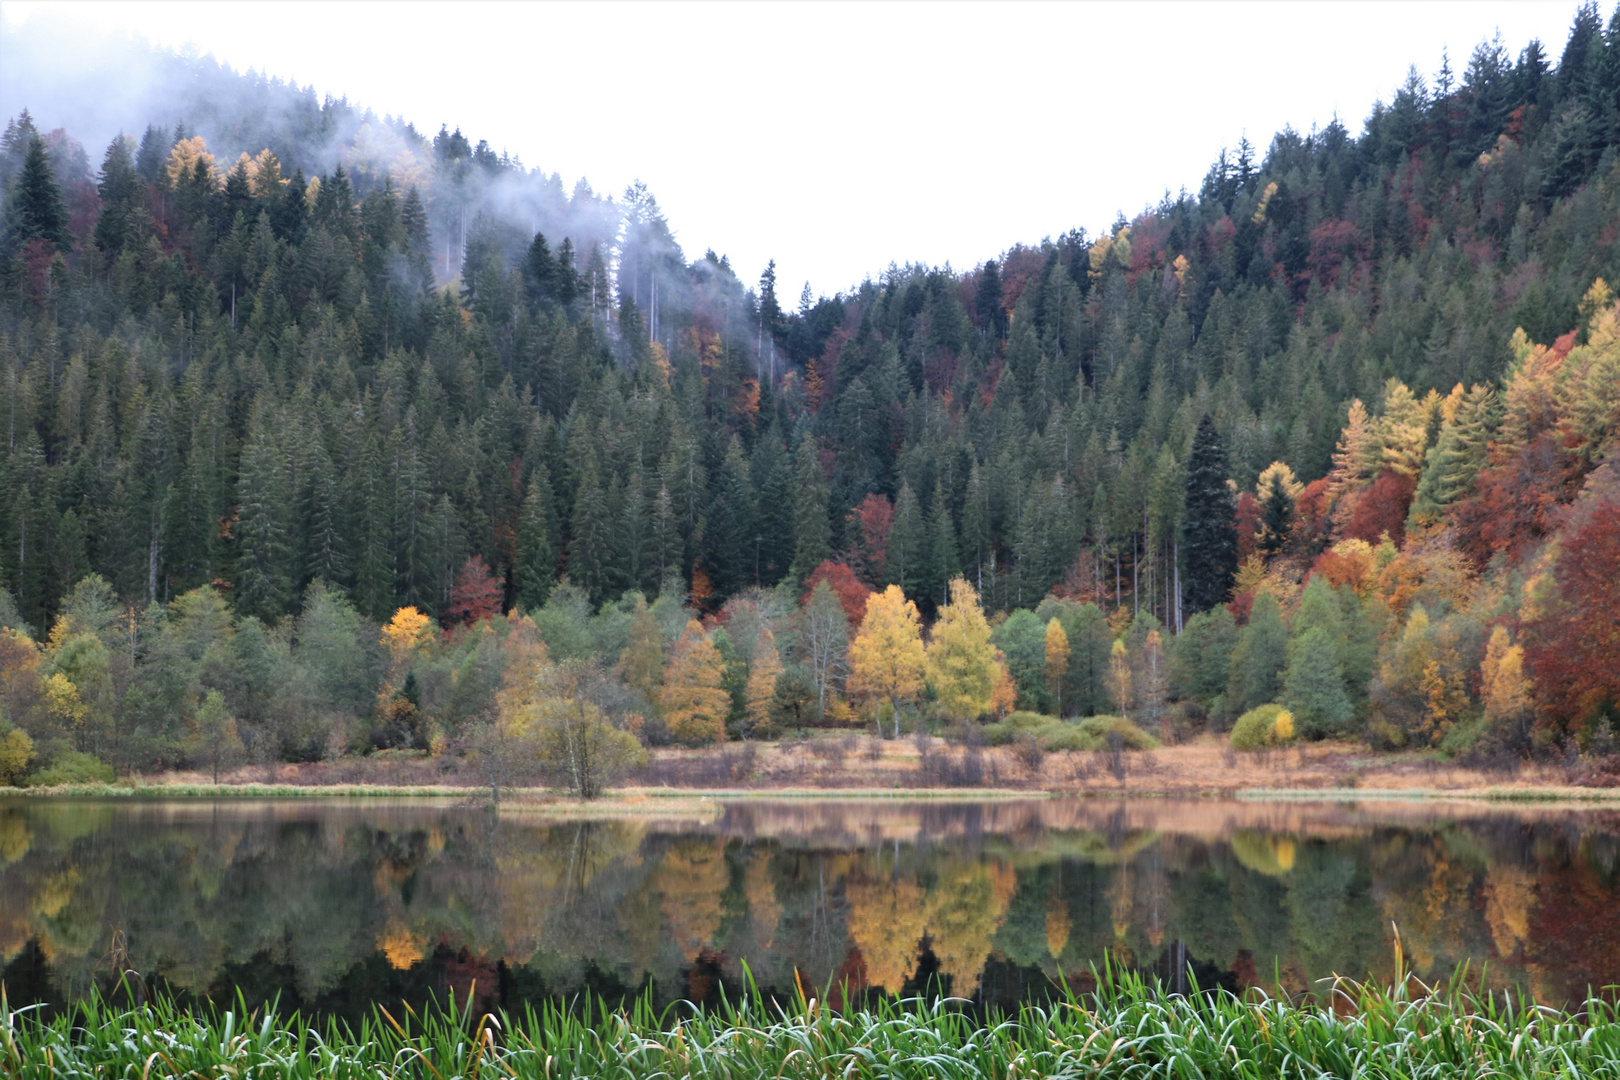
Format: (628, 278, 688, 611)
(1, 797, 1616, 1018)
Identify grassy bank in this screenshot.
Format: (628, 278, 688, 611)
(5, 971, 1618, 1079)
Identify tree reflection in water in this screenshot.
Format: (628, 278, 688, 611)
(1, 797, 1616, 1019)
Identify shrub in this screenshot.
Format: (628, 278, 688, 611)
(28, 750, 115, 787)
(1075, 715, 1162, 751)
(1231, 704, 1288, 750)
(981, 713, 1161, 753)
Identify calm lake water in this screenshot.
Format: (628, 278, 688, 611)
(2, 796, 1617, 1018)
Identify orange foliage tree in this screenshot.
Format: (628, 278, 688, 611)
(802, 560, 873, 625)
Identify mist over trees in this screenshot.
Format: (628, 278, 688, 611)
(0, 4, 1617, 782)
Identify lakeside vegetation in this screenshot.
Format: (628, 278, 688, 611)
(7, 969, 1620, 1079)
(0, 5, 1618, 797)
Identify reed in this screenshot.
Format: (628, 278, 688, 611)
(6, 961, 1619, 1079)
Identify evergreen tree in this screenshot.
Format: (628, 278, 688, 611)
(790, 437, 830, 578)
(515, 465, 557, 610)
(887, 482, 924, 596)
(1283, 627, 1355, 738)
(234, 429, 293, 622)
(568, 452, 612, 605)
(5, 135, 69, 251)
(1224, 591, 1289, 718)
(1181, 415, 1238, 613)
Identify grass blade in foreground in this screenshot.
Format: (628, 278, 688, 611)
(5, 973, 1620, 1079)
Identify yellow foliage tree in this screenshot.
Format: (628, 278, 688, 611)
(1327, 398, 1372, 498)
(661, 620, 730, 746)
(382, 607, 435, 666)
(1480, 625, 1531, 726)
(166, 136, 217, 186)
(1108, 639, 1133, 719)
(924, 578, 1000, 723)
(41, 672, 86, 729)
(847, 585, 926, 737)
(1256, 461, 1304, 504)
(1043, 618, 1070, 716)
(743, 626, 782, 738)
(1379, 379, 1429, 477)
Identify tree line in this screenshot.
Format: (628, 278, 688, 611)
(0, 5, 1617, 784)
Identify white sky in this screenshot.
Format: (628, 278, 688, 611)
(2, 0, 1585, 298)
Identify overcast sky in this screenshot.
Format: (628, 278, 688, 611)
(2, 1, 1586, 297)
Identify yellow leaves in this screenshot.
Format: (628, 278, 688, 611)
(381, 607, 435, 662)
(1378, 380, 1428, 477)
(1481, 625, 1531, 725)
(743, 627, 782, 737)
(1270, 708, 1295, 744)
(1043, 618, 1070, 707)
(1257, 461, 1304, 504)
(1328, 399, 1372, 496)
(1108, 639, 1132, 719)
(1252, 181, 1279, 225)
(496, 612, 550, 729)
(1171, 253, 1190, 287)
(376, 918, 430, 970)
(847, 585, 926, 717)
(166, 136, 217, 187)
(923, 579, 1000, 723)
(0, 727, 33, 786)
(660, 619, 729, 746)
(41, 672, 86, 728)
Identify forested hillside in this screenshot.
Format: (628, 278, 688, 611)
(0, 5, 1617, 782)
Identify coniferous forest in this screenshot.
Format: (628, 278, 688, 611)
(0, 5, 1618, 787)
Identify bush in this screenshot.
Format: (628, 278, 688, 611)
(1074, 715, 1162, 751)
(1230, 704, 1295, 750)
(27, 750, 116, 787)
(1163, 700, 1208, 744)
(980, 713, 1162, 753)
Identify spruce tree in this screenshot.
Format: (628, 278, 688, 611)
(1181, 415, 1238, 614)
(790, 438, 830, 579)
(887, 482, 924, 596)
(5, 135, 69, 251)
(515, 465, 557, 610)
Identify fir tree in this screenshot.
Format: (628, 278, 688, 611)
(515, 465, 557, 610)
(1181, 416, 1238, 613)
(790, 438, 830, 579)
(5, 135, 69, 251)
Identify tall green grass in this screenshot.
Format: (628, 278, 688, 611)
(7, 961, 1620, 1079)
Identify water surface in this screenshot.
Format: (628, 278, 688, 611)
(1, 796, 1615, 1017)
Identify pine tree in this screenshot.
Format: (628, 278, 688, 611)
(515, 464, 558, 610)
(234, 429, 293, 621)
(922, 479, 959, 609)
(5, 135, 69, 251)
(887, 482, 924, 596)
(568, 451, 612, 606)
(790, 437, 830, 579)
(94, 135, 141, 256)
(1181, 416, 1238, 614)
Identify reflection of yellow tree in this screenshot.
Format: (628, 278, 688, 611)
(1483, 862, 1535, 962)
(377, 917, 430, 970)
(1045, 887, 1071, 958)
(0, 814, 30, 865)
(920, 860, 1017, 997)
(744, 852, 780, 948)
(656, 839, 728, 961)
(1231, 832, 1298, 877)
(845, 876, 927, 992)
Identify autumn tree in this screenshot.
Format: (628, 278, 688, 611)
(847, 585, 926, 737)
(924, 578, 1001, 723)
(443, 556, 503, 628)
(1108, 639, 1133, 719)
(1043, 618, 1070, 716)
(743, 626, 783, 738)
(661, 619, 730, 745)
(1480, 624, 1533, 752)
(620, 594, 664, 706)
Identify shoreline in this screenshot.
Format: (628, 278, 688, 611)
(7, 780, 1620, 807)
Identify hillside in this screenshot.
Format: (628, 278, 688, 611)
(0, 4, 1615, 781)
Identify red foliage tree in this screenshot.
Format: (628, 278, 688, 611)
(1453, 433, 1589, 571)
(1341, 470, 1416, 546)
(802, 560, 874, 625)
(1233, 491, 1262, 561)
(1293, 478, 1333, 550)
(442, 556, 503, 628)
(845, 493, 893, 585)
(1522, 470, 1620, 731)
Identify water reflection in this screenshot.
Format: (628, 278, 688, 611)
(1, 797, 1616, 1018)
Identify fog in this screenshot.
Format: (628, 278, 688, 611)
(0, 0, 1584, 296)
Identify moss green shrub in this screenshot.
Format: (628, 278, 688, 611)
(28, 750, 115, 787)
(1231, 703, 1287, 750)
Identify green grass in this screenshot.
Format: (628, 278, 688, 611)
(8, 964, 1620, 1079)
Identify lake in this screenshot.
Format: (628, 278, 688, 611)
(1, 796, 1616, 1018)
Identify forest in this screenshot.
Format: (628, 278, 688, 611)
(0, 4, 1617, 787)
